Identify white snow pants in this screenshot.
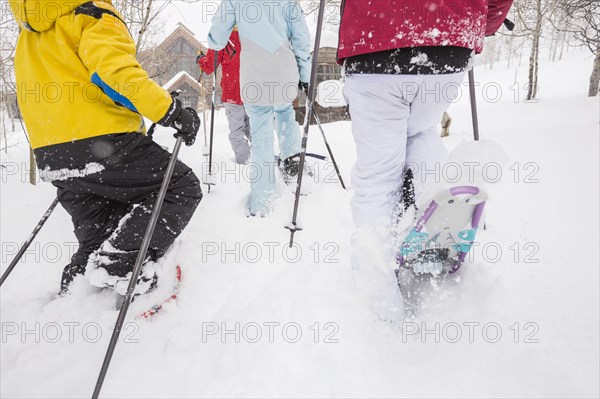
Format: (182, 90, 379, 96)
(343, 73, 466, 228)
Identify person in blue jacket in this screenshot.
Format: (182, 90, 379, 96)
(207, 0, 311, 216)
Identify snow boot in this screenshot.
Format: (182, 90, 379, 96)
(281, 153, 301, 183)
(86, 245, 161, 297)
(91, 267, 159, 297)
(59, 263, 87, 295)
(393, 168, 418, 240)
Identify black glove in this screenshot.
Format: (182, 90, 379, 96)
(299, 81, 309, 95)
(173, 107, 200, 146)
(158, 98, 200, 146)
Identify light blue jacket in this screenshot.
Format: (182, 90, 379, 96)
(208, 0, 311, 105)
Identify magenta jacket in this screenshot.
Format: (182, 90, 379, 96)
(337, 0, 513, 63)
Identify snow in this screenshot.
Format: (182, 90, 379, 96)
(38, 163, 105, 182)
(316, 80, 346, 107)
(1, 50, 599, 398)
(310, 26, 339, 49)
(162, 71, 198, 91)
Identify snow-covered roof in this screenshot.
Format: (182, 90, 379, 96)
(149, 23, 207, 56)
(163, 71, 200, 90)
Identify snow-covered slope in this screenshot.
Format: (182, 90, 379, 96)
(1, 50, 598, 398)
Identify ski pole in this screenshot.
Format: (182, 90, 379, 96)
(203, 110, 208, 148)
(0, 197, 59, 287)
(92, 135, 185, 399)
(305, 153, 327, 161)
(197, 74, 209, 149)
(312, 111, 346, 190)
(205, 54, 219, 193)
(468, 68, 487, 230)
(285, 0, 327, 247)
(468, 69, 480, 141)
(467, 17, 512, 141)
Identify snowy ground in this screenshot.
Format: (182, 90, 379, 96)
(1, 49, 598, 398)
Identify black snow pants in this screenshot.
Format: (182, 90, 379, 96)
(35, 133, 202, 292)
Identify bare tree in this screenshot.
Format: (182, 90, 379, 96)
(1, 10, 36, 182)
(556, 0, 600, 96)
(514, 0, 555, 100)
(112, 0, 173, 53)
(0, 6, 20, 155)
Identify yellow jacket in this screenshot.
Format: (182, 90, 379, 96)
(9, 0, 173, 149)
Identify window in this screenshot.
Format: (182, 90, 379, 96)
(316, 63, 341, 84)
(181, 95, 194, 108)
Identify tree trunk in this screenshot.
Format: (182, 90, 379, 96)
(1, 106, 6, 154)
(551, 30, 559, 62)
(519, 43, 523, 67)
(526, 0, 542, 101)
(549, 31, 555, 61)
(526, 37, 540, 100)
(559, 31, 565, 60)
(589, 52, 600, 97)
(507, 34, 514, 69)
(135, 0, 154, 54)
(532, 47, 539, 98)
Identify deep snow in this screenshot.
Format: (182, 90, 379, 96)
(1, 49, 599, 398)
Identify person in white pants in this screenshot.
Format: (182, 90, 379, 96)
(344, 72, 465, 228)
(343, 69, 466, 322)
(337, 0, 513, 320)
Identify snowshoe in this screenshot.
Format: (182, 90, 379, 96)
(395, 185, 487, 318)
(278, 153, 319, 185)
(135, 265, 182, 319)
(397, 185, 487, 274)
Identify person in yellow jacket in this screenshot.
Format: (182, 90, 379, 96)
(9, 0, 203, 295)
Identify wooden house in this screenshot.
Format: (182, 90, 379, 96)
(293, 47, 349, 125)
(139, 23, 221, 111)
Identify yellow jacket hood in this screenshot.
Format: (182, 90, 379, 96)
(9, 0, 112, 32)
